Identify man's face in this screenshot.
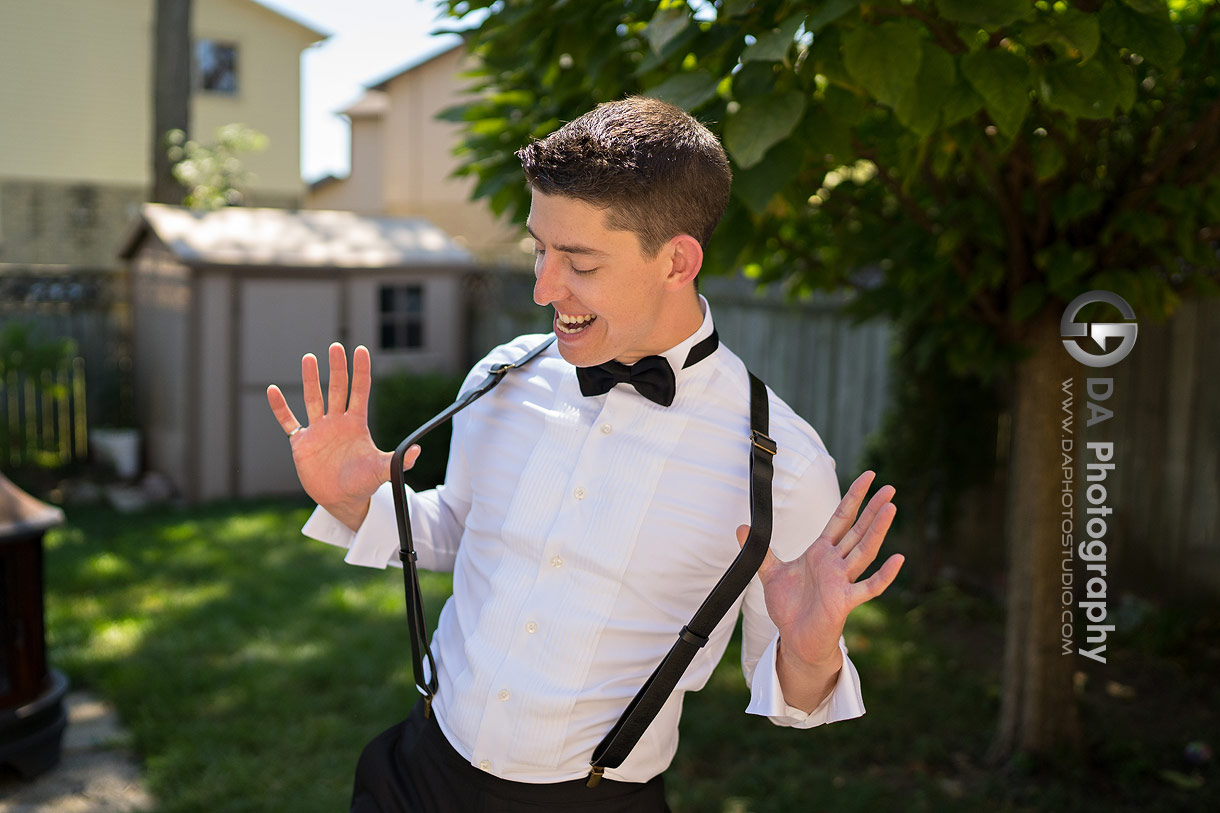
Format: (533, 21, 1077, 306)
(528, 190, 678, 367)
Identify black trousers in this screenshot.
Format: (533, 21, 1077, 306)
(351, 701, 671, 812)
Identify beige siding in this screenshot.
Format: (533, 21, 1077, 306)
(381, 48, 522, 261)
(0, 0, 153, 185)
(307, 47, 526, 264)
(194, 0, 318, 200)
(237, 277, 343, 497)
(0, 0, 317, 195)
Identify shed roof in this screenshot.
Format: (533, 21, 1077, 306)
(121, 204, 475, 270)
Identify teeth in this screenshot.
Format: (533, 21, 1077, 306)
(556, 312, 596, 334)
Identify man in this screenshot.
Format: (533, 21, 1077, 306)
(266, 97, 903, 811)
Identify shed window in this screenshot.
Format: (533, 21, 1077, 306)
(379, 284, 424, 350)
(196, 40, 238, 94)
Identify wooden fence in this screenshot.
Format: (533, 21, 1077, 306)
(0, 265, 127, 469)
(0, 360, 88, 469)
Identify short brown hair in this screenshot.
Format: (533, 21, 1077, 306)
(517, 96, 732, 256)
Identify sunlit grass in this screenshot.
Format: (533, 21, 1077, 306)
(41, 501, 1218, 812)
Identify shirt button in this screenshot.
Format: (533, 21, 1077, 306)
(573, 487, 586, 500)
(600, 423, 613, 434)
(551, 556, 563, 568)
(526, 621, 538, 634)
(498, 689, 510, 702)
(479, 760, 491, 771)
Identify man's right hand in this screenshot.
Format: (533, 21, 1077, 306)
(266, 342, 420, 532)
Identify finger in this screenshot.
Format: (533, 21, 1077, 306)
(302, 353, 324, 423)
(348, 345, 372, 420)
(836, 484, 895, 557)
(849, 553, 905, 607)
(845, 502, 897, 581)
(819, 470, 876, 545)
(266, 384, 301, 435)
(327, 342, 349, 414)
(736, 523, 781, 581)
(384, 444, 420, 483)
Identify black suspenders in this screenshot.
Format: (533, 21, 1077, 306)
(388, 334, 777, 786)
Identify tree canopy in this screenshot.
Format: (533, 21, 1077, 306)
(442, 0, 1219, 375)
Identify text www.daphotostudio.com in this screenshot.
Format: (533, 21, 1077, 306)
(1058, 291, 1138, 664)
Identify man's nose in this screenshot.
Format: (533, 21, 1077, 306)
(533, 254, 566, 306)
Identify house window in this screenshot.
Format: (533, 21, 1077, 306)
(379, 284, 425, 350)
(195, 40, 238, 94)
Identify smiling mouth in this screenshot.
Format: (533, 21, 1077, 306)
(556, 312, 596, 335)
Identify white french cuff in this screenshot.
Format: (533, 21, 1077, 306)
(744, 635, 865, 728)
(301, 480, 405, 569)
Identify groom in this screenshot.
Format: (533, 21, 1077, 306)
(267, 96, 903, 812)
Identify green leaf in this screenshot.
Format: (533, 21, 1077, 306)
(645, 3, 690, 55)
(940, 71, 984, 126)
(742, 13, 805, 62)
(1120, 0, 1167, 16)
(731, 60, 778, 99)
(1031, 138, 1065, 181)
(1021, 9, 1101, 61)
(807, 25, 851, 86)
(724, 91, 808, 169)
(1052, 183, 1104, 229)
(895, 42, 956, 137)
(1011, 282, 1046, 323)
(842, 21, 924, 108)
(644, 72, 721, 111)
(806, 0, 858, 33)
(1039, 57, 1123, 119)
(733, 138, 804, 213)
(961, 49, 1031, 137)
(937, 0, 1033, 29)
(721, 0, 754, 18)
(1100, 2, 1184, 68)
(1041, 244, 1093, 299)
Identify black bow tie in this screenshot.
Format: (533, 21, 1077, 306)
(575, 330, 719, 407)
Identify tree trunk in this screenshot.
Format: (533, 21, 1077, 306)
(152, 0, 192, 204)
(989, 307, 1081, 762)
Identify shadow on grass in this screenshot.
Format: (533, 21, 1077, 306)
(43, 502, 1219, 813)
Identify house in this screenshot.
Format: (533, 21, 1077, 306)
(0, 0, 325, 272)
(307, 44, 528, 267)
(119, 203, 476, 502)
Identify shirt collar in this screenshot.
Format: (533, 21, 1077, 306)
(657, 294, 716, 375)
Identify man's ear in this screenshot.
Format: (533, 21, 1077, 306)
(664, 234, 704, 290)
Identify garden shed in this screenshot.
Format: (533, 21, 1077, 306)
(119, 203, 475, 502)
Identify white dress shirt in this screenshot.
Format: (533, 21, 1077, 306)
(303, 298, 866, 784)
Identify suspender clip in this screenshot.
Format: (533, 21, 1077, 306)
(586, 765, 605, 788)
(751, 430, 777, 456)
(422, 693, 433, 719)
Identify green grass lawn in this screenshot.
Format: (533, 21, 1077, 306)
(42, 500, 1217, 812)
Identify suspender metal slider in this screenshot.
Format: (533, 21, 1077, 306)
(422, 693, 433, 720)
(586, 764, 605, 788)
(750, 429, 777, 456)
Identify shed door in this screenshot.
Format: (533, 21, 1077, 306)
(237, 279, 343, 498)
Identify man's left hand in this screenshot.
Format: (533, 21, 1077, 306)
(737, 470, 903, 711)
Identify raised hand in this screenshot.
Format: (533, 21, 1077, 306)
(266, 342, 419, 530)
(738, 470, 903, 710)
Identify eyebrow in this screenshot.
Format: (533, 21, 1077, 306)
(525, 224, 609, 257)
